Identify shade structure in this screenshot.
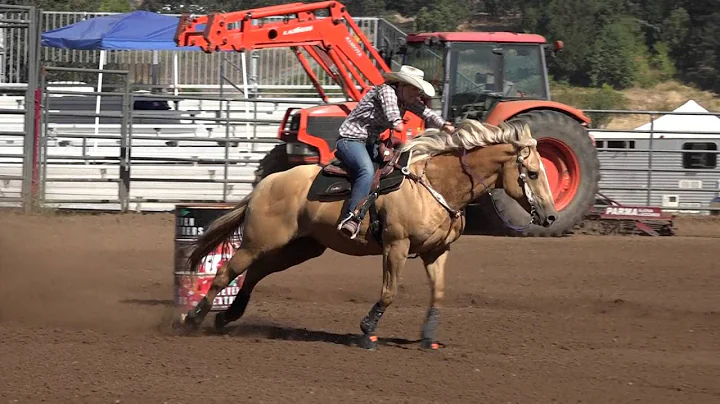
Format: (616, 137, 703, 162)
(41, 10, 204, 51)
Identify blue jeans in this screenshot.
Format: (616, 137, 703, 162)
(335, 137, 378, 220)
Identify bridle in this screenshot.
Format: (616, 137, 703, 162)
(457, 144, 538, 230)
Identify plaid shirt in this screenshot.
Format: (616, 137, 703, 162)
(338, 83, 446, 142)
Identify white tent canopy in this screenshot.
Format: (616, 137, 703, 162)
(590, 100, 720, 139)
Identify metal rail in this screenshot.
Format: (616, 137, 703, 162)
(28, 79, 300, 211)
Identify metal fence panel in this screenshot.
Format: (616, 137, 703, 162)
(34, 80, 334, 211)
(0, 5, 41, 211)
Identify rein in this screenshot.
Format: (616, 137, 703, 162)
(396, 158, 464, 250)
(399, 160, 463, 219)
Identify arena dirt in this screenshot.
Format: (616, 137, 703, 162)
(0, 210, 718, 403)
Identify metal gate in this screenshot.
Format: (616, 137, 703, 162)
(0, 5, 41, 211)
(38, 66, 132, 211)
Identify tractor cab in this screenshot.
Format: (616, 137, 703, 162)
(399, 32, 563, 123)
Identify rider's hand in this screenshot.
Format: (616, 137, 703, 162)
(441, 122, 455, 134)
(394, 121, 405, 134)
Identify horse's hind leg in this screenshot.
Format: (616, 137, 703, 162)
(215, 237, 327, 330)
(180, 247, 258, 329)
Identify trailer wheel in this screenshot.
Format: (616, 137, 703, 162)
(253, 144, 291, 187)
(469, 110, 600, 237)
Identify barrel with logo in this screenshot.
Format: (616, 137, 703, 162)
(174, 203, 245, 313)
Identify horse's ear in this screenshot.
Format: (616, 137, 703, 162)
(511, 123, 537, 148)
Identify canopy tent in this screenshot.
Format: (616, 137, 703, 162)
(40, 10, 250, 138)
(632, 100, 720, 137)
(41, 10, 204, 51)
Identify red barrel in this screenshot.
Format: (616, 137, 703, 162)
(174, 203, 245, 312)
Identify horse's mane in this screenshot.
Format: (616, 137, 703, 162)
(400, 118, 536, 164)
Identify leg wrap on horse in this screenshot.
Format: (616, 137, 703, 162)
(224, 291, 251, 323)
(421, 307, 441, 345)
(360, 302, 385, 335)
(185, 296, 213, 326)
(215, 292, 251, 331)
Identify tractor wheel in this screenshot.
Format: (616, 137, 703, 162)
(469, 110, 600, 237)
(253, 144, 291, 188)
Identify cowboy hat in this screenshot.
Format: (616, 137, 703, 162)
(382, 65, 436, 97)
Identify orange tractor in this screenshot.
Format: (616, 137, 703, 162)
(175, 1, 600, 237)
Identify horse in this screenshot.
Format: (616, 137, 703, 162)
(176, 118, 558, 350)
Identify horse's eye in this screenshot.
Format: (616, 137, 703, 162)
(528, 171, 539, 180)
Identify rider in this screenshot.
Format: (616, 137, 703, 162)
(335, 65, 455, 239)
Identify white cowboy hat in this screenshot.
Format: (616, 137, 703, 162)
(382, 65, 436, 97)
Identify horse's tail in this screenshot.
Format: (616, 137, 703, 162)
(187, 194, 252, 273)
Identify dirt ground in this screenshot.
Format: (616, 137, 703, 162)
(0, 211, 718, 403)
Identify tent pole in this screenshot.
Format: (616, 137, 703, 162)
(173, 52, 179, 96)
(241, 51, 251, 149)
(152, 50, 159, 89)
(94, 49, 105, 151)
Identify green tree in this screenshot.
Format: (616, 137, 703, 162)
(523, 0, 605, 86)
(661, 7, 690, 49)
(678, 6, 720, 93)
(588, 17, 646, 89)
(414, 1, 463, 32)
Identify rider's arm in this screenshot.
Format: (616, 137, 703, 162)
(377, 85, 404, 131)
(406, 100, 450, 130)
(407, 100, 455, 138)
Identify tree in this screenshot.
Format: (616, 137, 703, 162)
(589, 17, 645, 89)
(678, 7, 720, 93)
(414, 1, 463, 32)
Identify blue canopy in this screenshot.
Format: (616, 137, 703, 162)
(41, 10, 205, 51)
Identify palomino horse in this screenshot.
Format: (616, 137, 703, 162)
(177, 119, 558, 350)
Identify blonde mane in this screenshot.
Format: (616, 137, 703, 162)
(400, 118, 536, 164)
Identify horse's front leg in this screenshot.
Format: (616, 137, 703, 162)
(359, 238, 410, 350)
(419, 248, 449, 350)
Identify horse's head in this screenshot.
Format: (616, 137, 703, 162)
(401, 119, 559, 228)
(500, 122, 558, 227)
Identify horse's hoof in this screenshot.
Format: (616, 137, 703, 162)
(214, 312, 227, 331)
(173, 312, 199, 332)
(420, 339, 440, 350)
(359, 334, 378, 351)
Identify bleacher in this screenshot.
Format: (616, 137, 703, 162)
(0, 92, 347, 211)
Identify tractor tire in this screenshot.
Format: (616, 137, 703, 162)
(469, 110, 600, 237)
(253, 144, 291, 188)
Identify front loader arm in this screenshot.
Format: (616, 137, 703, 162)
(174, 1, 390, 101)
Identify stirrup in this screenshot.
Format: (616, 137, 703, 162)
(337, 213, 362, 239)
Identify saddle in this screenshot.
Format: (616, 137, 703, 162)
(307, 137, 409, 201)
(307, 137, 410, 246)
